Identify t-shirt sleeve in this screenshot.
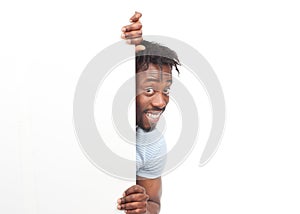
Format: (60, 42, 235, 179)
(136, 137, 167, 179)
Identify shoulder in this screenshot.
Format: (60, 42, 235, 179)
(137, 128, 166, 152)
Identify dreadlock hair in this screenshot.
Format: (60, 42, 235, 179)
(136, 40, 181, 74)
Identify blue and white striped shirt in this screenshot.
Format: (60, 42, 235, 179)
(136, 127, 167, 179)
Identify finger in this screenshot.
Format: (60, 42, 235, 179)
(130, 11, 142, 23)
(118, 201, 147, 210)
(125, 208, 147, 214)
(125, 37, 143, 45)
(119, 194, 148, 204)
(121, 28, 142, 39)
(119, 193, 149, 204)
(124, 185, 146, 196)
(122, 30, 142, 40)
(121, 21, 142, 32)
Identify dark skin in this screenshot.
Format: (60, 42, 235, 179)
(136, 65, 172, 131)
(117, 177, 162, 214)
(121, 11, 145, 52)
(118, 64, 172, 214)
(118, 13, 172, 214)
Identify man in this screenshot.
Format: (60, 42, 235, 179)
(117, 12, 180, 214)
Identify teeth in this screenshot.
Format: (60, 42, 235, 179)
(146, 112, 161, 119)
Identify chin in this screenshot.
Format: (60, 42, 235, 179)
(138, 123, 157, 132)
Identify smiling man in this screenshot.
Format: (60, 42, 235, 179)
(136, 65, 171, 131)
(135, 40, 180, 179)
(136, 48, 177, 131)
(117, 12, 180, 214)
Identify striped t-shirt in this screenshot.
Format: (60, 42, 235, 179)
(136, 127, 167, 179)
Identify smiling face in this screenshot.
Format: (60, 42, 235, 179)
(136, 63, 172, 131)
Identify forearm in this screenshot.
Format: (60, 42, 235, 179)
(146, 200, 160, 214)
(136, 177, 162, 214)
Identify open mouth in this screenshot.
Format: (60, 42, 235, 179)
(145, 111, 162, 123)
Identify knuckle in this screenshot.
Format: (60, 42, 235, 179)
(138, 185, 145, 192)
(128, 194, 135, 201)
(137, 23, 142, 29)
(144, 194, 149, 199)
(124, 25, 130, 32)
(143, 201, 147, 207)
(128, 25, 135, 31)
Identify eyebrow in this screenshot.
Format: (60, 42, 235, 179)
(143, 77, 172, 83)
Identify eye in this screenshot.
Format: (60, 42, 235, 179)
(145, 87, 155, 95)
(163, 87, 171, 96)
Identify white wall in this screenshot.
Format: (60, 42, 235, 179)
(1, 0, 300, 213)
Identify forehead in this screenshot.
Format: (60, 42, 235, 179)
(136, 64, 172, 82)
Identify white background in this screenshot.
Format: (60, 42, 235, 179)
(1, 0, 300, 213)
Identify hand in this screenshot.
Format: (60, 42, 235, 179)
(117, 185, 149, 214)
(121, 11, 145, 52)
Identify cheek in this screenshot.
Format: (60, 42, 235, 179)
(136, 95, 150, 111)
(165, 96, 170, 104)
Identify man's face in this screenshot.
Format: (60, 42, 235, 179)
(136, 63, 172, 131)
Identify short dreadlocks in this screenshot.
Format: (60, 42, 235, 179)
(136, 40, 180, 74)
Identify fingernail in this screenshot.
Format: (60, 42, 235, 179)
(121, 27, 126, 32)
(121, 33, 125, 38)
(117, 199, 121, 204)
(117, 205, 121, 210)
(123, 192, 126, 196)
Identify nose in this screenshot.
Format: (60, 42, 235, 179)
(151, 92, 168, 109)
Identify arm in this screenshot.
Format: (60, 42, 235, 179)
(117, 176, 162, 214)
(137, 176, 162, 214)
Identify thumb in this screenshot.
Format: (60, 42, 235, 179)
(135, 45, 146, 52)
